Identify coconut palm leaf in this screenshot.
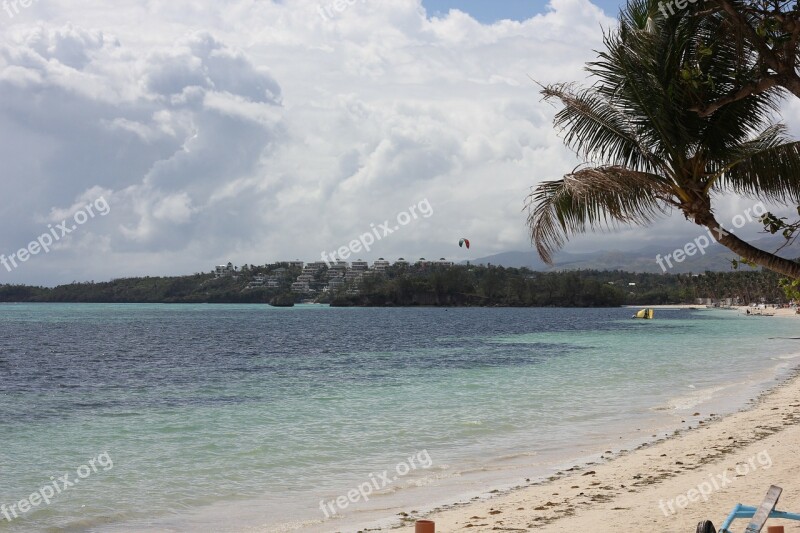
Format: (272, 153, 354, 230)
(714, 125, 800, 201)
(526, 167, 672, 264)
(541, 84, 662, 173)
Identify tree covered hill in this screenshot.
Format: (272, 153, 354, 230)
(0, 264, 788, 307)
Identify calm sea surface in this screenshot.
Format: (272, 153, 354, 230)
(1, 304, 799, 532)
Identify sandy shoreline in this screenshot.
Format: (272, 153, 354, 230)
(381, 368, 800, 533)
(629, 304, 800, 318)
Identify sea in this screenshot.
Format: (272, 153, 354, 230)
(1, 304, 799, 532)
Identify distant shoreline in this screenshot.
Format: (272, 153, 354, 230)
(1, 265, 788, 308)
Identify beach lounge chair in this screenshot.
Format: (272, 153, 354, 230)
(696, 485, 800, 532)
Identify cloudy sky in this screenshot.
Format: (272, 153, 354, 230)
(0, 0, 798, 285)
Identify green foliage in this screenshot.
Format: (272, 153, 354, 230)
(0, 265, 790, 307)
(760, 208, 800, 240)
(333, 265, 787, 307)
(778, 277, 800, 301)
(0, 269, 294, 304)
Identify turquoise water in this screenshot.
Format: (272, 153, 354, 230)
(0, 304, 798, 532)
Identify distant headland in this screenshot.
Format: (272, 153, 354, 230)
(0, 259, 787, 307)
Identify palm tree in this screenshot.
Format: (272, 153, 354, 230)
(527, 0, 800, 278)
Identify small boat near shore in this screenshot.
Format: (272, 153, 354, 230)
(632, 308, 654, 319)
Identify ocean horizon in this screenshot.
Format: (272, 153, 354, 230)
(1, 304, 799, 532)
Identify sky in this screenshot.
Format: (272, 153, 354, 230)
(423, 0, 623, 21)
(0, 0, 798, 286)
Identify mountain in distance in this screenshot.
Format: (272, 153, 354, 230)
(466, 234, 800, 274)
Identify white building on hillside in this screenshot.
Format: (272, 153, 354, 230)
(373, 258, 391, 272)
(345, 270, 363, 281)
(351, 260, 369, 271)
(215, 262, 236, 278)
(329, 261, 348, 275)
(291, 281, 310, 293)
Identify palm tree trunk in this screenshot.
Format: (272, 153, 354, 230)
(698, 212, 800, 279)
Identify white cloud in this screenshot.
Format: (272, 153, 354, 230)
(0, 0, 790, 285)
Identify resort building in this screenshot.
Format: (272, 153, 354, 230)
(373, 258, 391, 272)
(329, 261, 348, 276)
(344, 270, 363, 282)
(328, 278, 345, 291)
(245, 276, 266, 289)
(211, 255, 467, 295)
(351, 260, 369, 271)
(302, 264, 321, 275)
(214, 262, 236, 278)
(291, 281, 310, 293)
(292, 261, 329, 291)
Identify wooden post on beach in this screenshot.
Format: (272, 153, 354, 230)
(415, 520, 435, 533)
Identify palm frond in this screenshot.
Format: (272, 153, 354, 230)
(526, 167, 672, 263)
(714, 125, 800, 202)
(541, 83, 663, 173)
